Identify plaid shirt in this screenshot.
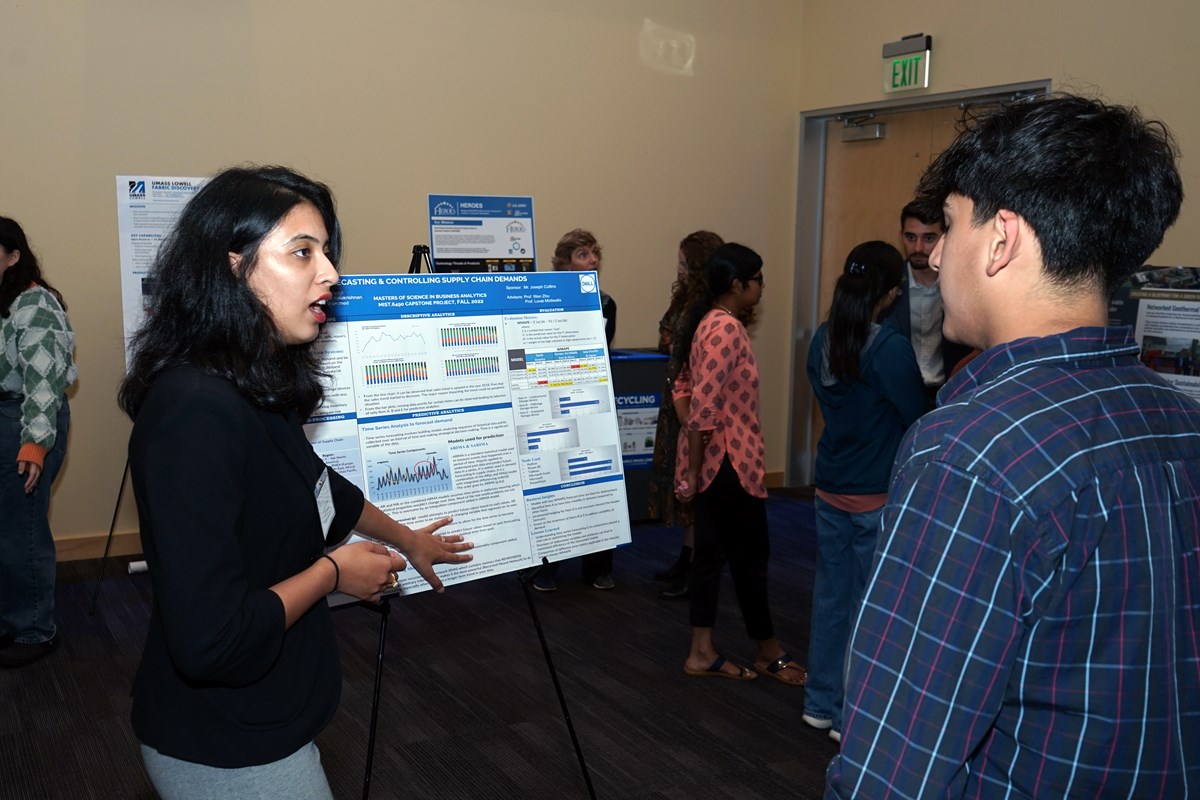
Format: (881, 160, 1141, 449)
(826, 327, 1200, 799)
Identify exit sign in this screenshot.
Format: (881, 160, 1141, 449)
(882, 34, 931, 94)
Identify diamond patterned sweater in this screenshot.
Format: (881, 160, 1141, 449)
(1, 284, 77, 467)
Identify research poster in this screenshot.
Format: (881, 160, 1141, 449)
(306, 270, 631, 596)
(115, 175, 206, 366)
(1109, 265, 1200, 402)
(427, 194, 536, 272)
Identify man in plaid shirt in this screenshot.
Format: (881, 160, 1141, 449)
(826, 94, 1199, 798)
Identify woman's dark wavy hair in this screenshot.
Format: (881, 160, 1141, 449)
(663, 230, 723, 378)
(914, 92, 1183, 297)
(0, 216, 66, 317)
(674, 242, 762, 368)
(826, 241, 904, 383)
(118, 165, 342, 419)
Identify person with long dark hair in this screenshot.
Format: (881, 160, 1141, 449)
(648, 230, 723, 599)
(0, 217, 76, 669)
(118, 165, 473, 797)
(674, 243, 804, 684)
(802, 240, 926, 742)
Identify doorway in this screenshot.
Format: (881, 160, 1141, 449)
(785, 81, 1050, 486)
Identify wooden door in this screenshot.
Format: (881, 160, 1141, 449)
(808, 105, 962, 456)
(816, 105, 961, 318)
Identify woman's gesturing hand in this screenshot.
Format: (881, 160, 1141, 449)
(328, 540, 409, 602)
(403, 517, 473, 593)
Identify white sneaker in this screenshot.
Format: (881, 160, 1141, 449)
(802, 713, 833, 730)
(828, 729, 841, 744)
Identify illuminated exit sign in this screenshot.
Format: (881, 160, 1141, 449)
(883, 33, 931, 94)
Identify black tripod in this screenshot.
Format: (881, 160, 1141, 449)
(407, 244, 436, 274)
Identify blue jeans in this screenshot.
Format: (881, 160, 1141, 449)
(803, 497, 880, 732)
(0, 397, 69, 643)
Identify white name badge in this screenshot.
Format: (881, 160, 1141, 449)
(314, 467, 335, 540)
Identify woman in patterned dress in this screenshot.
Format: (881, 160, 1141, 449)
(674, 243, 805, 684)
(647, 231, 723, 598)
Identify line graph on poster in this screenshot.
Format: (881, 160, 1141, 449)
(353, 322, 431, 361)
(366, 444, 454, 502)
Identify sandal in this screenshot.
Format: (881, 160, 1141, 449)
(753, 653, 807, 686)
(684, 655, 757, 681)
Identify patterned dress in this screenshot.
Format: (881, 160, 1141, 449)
(678, 308, 765, 497)
(646, 305, 692, 526)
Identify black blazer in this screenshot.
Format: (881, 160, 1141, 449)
(880, 276, 972, 384)
(129, 366, 364, 768)
(600, 290, 617, 345)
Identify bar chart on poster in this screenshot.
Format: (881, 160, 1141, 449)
(304, 270, 631, 596)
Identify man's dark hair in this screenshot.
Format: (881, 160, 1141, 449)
(914, 93, 1183, 297)
(900, 201, 943, 229)
(118, 165, 341, 419)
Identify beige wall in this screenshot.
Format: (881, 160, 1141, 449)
(1, 1, 806, 554)
(5, 1, 1196, 555)
(797, 0, 1199, 264)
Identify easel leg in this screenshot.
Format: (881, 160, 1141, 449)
(89, 458, 131, 615)
(519, 559, 598, 799)
(362, 596, 391, 800)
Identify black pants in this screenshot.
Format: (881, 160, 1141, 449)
(688, 458, 773, 640)
(542, 549, 613, 582)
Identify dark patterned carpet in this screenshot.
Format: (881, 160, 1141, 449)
(0, 490, 834, 799)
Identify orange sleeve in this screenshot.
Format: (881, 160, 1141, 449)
(16, 441, 47, 469)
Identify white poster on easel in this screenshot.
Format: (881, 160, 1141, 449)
(114, 175, 206, 366)
(306, 270, 630, 596)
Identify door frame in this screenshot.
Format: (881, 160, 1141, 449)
(785, 80, 1051, 486)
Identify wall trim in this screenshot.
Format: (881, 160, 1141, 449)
(57, 531, 142, 563)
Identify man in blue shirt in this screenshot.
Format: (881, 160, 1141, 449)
(826, 94, 1199, 798)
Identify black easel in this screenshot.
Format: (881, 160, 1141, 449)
(88, 458, 593, 798)
(331, 596, 393, 800)
(334, 561, 597, 800)
(89, 458, 131, 615)
(518, 558, 599, 799)
(407, 244, 436, 274)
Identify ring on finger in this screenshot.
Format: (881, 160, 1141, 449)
(386, 572, 399, 588)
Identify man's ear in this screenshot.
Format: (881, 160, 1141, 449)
(985, 209, 1022, 277)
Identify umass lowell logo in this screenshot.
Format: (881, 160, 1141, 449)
(128, 180, 146, 199)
